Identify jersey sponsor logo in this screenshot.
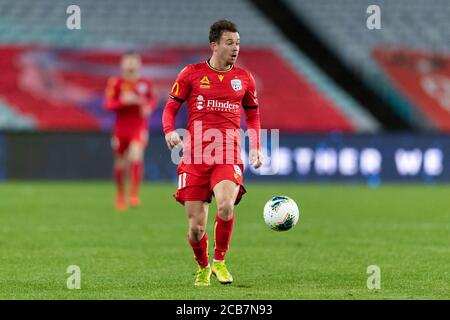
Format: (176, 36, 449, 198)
(231, 79, 242, 91)
(200, 76, 210, 89)
(218, 74, 224, 82)
(200, 76, 210, 85)
(206, 99, 240, 112)
(196, 95, 205, 110)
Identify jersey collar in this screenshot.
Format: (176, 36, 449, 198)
(206, 59, 234, 73)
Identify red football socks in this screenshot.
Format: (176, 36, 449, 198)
(214, 213, 235, 261)
(188, 233, 209, 269)
(130, 161, 143, 198)
(114, 166, 125, 196)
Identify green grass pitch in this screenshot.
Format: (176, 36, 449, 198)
(0, 182, 449, 299)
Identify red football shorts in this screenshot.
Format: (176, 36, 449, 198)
(111, 128, 148, 156)
(174, 163, 246, 205)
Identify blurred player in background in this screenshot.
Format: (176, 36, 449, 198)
(162, 20, 262, 286)
(104, 51, 158, 212)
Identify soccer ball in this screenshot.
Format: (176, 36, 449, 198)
(263, 196, 300, 231)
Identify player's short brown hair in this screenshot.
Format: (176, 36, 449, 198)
(209, 20, 239, 43)
(123, 50, 139, 58)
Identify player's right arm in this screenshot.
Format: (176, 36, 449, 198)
(104, 77, 124, 111)
(162, 65, 191, 150)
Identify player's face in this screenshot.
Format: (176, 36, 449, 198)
(215, 32, 240, 65)
(121, 55, 141, 75)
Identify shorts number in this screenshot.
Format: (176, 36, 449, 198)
(178, 173, 187, 189)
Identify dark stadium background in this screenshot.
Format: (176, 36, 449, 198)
(1, 0, 449, 183)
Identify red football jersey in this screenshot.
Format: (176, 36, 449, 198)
(104, 77, 157, 135)
(168, 60, 259, 164)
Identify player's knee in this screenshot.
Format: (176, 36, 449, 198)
(129, 152, 143, 163)
(217, 199, 234, 219)
(189, 224, 206, 241)
(129, 144, 144, 162)
(114, 157, 126, 169)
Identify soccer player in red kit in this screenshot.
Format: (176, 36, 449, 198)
(105, 51, 158, 212)
(162, 20, 262, 286)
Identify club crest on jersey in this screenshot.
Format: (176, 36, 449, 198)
(137, 83, 148, 94)
(231, 79, 242, 91)
(196, 95, 204, 110)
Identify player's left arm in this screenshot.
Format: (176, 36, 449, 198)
(242, 71, 262, 169)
